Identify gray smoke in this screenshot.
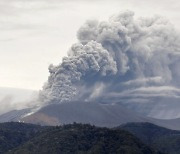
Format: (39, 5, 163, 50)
(0, 87, 38, 115)
(40, 11, 180, 118)
(40, 41, 117, 103)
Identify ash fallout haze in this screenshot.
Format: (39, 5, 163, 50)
(1, 0, 180, 119)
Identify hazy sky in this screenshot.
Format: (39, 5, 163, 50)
(1, 0, 180, 90)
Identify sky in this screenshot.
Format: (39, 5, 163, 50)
(1, 0, 180, 90)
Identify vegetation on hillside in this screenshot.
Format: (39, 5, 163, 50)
(7, 123, 160, 154)
(120, 122, 180, 154)
(0, 122, 44, 153)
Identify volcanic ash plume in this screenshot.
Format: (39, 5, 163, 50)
(40, 11, 180, 118)
(40, 41, 117, 104)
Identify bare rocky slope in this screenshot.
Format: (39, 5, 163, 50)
(1, 101, 180, 130)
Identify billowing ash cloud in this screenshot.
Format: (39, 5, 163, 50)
(40, 11, 180, 118)
(40, 41, 117, 103)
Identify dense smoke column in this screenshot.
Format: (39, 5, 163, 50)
(77, 11, 180, 79)
(40, 41, 117, 104)
(40, 10, 180, 111)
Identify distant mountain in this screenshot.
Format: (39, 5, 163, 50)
(147, 118, 180, 130)
(2, 101, 180, 131)
(9, 123, 160, 154)
(21, 102, 180, 130)
(0, 108, 32, 123)
(119, 122, 180, 154)
(21, 102, 150, 127)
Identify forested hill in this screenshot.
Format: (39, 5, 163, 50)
(0, 122, 161, 154)
(120, 122, 180, 154)
(9, 123, 159, 154)
(0, 122, 44, 154)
